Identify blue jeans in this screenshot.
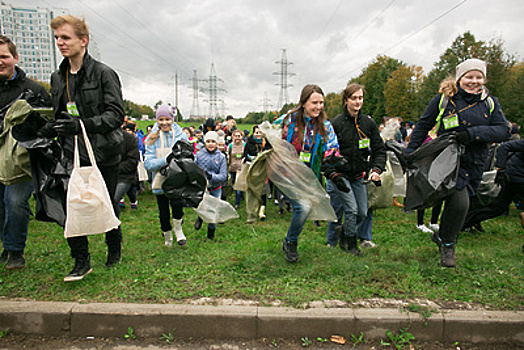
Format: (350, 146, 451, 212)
(0, 180, 34, 252)
(357, 207, 373, 241)
(284, 197, 312, 243)
(208, 188, 222, 231)
(326, 178, 368, 246)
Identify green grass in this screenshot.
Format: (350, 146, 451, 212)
(1, 189, 523, 310)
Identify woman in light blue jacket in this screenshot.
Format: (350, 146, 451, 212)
(144, 104, 188, 248)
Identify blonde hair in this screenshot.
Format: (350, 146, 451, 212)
(51, 15, 89, 43)
(439, 77, 458, 98)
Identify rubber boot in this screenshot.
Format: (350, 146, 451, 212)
(163, 230, 173, 247)
(173, 219, 187, 246)
(207, 226, 215, 240)
(347, 236, 362, 257)
(258, 205, 266, 221)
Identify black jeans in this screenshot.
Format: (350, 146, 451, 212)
(439, 187, 469, 245)
(67, 164, 122, 258)
(155, 194, 184, 232)
(464, 181, 524, 228)
(417, 200, 443, 226)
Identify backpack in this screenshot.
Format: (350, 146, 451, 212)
(435, 94, 495, 132)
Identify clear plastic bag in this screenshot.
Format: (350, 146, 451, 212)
(258, 121, 336, 221)
(194, 192, 239, 224)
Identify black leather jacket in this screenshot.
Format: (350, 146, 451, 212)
(50, 53, 124, 166)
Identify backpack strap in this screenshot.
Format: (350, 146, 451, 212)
(485, 96, 495, 114)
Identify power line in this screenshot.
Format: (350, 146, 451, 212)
(335, 0, 468, 82)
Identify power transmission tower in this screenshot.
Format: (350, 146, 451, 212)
(201, 63, 226, 119)
(189, 69, 201, 118)
(273, 49, 295, 110)
(259, 91, 272, 112)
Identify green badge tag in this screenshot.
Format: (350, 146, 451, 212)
(443, 114, 459, 130)
(235, 153, 242, 159)
(359, 138, 370, 149)
(299, 151, 312, 163)
(67, 102, 80, 117)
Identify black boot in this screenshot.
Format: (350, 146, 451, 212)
(335, 226, 349, 251)
(282, 240, 298, 263)
(64, 255, 92, 282)
(207, 226, 215, 240)
(6, 250, 25, 270)
(106, 244, 122, 268)
(194, 217, 203, 230)
(347, 236, 362, 257)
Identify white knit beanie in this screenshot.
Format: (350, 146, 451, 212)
(456, 58, 487, 82)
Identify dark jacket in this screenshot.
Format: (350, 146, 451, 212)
(331, 109, 386, 180)
(50, 53, 125, 167)
(495, 139, 524, 184)
(406, 86, 510, 195)
(0, 66, 51, 115)
(243, 135, 271, 162)
(118, 131, 139, 184)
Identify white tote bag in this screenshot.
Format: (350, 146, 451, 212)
(151, 131, 174, 190)
(137, 153, 148, 182)
(64, 121, 121, 238)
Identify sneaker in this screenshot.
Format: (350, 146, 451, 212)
(130, 201, 138, 209)
(118, 200, 125, 208)
(64, 256, 92, 282)
(194, 217, 203, 231)
(360, 240, 376, 249)
(282, 240, 298, 263)
(440, 244, 456, 268)
(106, 246, 121, 268)
(416, 224, 433, 234)
(258, 206, 266, 221)
(0, 250, 7, 265)
(6, 251, 25, 270)
(173, 219, 187, 246)
(428, 223, 440, 232)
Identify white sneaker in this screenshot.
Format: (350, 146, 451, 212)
(428, 223, 440, 232)
(360, 240, 376, 248)
(416, 224, 433, 234)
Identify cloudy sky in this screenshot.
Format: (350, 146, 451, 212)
(16, 0, 524, 118)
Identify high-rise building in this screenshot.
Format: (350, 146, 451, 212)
(0, 3, 67, 82)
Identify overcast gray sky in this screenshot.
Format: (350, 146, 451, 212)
(16, 0, 524, 119)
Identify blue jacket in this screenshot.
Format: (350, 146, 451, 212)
(195, 147, 228, 191)
(495, 139, 524, 184)
(144, 122, 188, 194)
(406, 86, 509, 195)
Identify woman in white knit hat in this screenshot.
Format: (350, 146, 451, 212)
(405, 58, 510, 268)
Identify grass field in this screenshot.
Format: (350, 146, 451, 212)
(1, 185, 522, 310)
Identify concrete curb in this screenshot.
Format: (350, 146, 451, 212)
(0, 301, 523, 344)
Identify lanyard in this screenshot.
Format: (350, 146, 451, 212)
(449, 99, 478, 116)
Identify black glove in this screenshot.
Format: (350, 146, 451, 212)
(495, 169, 509, 186)
(165, 152, 175, 164)
(37, 121, 57, 138)
(53, 111, 81, 136)
(331, 173, 350, 193)
(455, 130, 471, 145)
(206, 171, 213, 181)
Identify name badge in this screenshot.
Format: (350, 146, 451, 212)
(299, 151, 311, 163)
(235, 153, 242, 159)
(67, 102, 80, 117)
(443, 114, 459, 130)
(359, 138, 370, 149)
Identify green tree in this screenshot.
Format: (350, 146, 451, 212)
(384, 65, 424, 122)
(351, 55, 403, 123)
(499, 61, 524, 126)
(324, 91, 343, 120)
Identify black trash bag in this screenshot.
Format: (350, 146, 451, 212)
(404, 133, 464, 211)
(17, 137, 70, 227)
(162, 140, 207, 208)
(385, 139, 407, 173)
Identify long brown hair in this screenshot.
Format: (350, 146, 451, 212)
(284, 84, 328, 145)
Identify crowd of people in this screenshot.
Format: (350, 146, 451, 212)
(0, 15, 522, 283)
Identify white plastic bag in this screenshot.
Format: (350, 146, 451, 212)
(151, 131, 173, 190)
(64, 121, 120, 238)
(137, 153, 148, 182)
(194, 192, 239, 224)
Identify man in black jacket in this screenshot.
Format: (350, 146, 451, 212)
(325, 84, 386, 256)
(40, 15, 125, 282)
(0, 35, 51, 270)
